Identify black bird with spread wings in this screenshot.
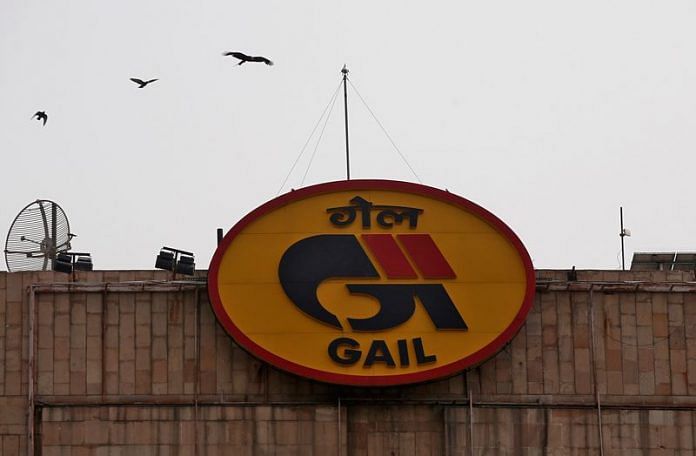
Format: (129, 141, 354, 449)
(130, 78, 158, 88)
(32, 111, 47, 126)
(222, 52, 274, 66)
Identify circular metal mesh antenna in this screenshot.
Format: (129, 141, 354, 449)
(4, 200, 73, 272)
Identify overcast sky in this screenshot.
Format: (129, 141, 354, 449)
(1, 0, 695, 271)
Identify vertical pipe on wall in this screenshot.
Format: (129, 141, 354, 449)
(443, 406, 450, 456)
(193, 288, 200, 456)
(263, 364, 269, 403)
(337, 396, 341, 456)
(27, 285, 37, 456)
(588, 289, 605, 455)
(468, 389, 474, 456)
(101, 288, 107, 397)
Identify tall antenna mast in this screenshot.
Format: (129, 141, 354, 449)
(619, 206, 631, 271)
(342, 65, 350, 180)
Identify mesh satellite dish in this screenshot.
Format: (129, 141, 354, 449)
(4, 200, 75, 272)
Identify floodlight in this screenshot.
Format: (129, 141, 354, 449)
(74, 255, 93, 271)
(175, 255, 195, 275)
(53, 251, 94, 274)
(155, 250, 175, 271)
(155, 247, 195, 276)
(53, 253, 73, 274)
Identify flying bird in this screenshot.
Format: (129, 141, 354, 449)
(32, 111, 47, 126)
(130, 78, 158, 88)
(222, 52, 273, 66)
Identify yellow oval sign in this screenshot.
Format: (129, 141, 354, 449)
(208, 180, 534, 386)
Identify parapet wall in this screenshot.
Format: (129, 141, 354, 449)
(2, 269, 696, 455)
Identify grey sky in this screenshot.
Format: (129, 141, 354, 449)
(1, 0, 695, 271)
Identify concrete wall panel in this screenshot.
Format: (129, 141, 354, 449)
(2, 270, 696, 454)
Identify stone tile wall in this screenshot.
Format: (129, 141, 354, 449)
(40, 405, 343, 456)
(2, 270, 696, 455)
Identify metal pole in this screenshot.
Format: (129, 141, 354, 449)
(194, 288, 200, 456)
(443, 406, 450, 456)
(337, 396, 342, 456)
(588, 289, 605, 455)
(101, 288, 108, 397)
(51, 202, 57, 270)
(620, 207, 625, 271)
(27, 286, 36, 456)
(342, 65, 350, 180)
(468, 389, 474, 456)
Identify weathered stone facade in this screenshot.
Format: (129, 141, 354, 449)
(2, 269, 696, 455)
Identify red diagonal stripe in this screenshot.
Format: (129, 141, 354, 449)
(397, 234, 456, 279)
(361, 234, 417, 279)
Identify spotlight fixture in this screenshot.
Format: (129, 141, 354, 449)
(155, 250, 175, 271)
(52, 252, 93, 274)
(74, 254, 94, 271)
(53, 253, 73, 274)
(155, 247, 196, 276)
(176, 254, 195, 275)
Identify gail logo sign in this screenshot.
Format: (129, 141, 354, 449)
(208, 180, 535, 386)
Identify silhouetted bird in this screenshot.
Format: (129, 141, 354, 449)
(32, 111, 47, 126)
(130, 78, 158, 88)
(222, 52, 273, 66)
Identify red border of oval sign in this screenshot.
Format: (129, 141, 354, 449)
(208, 179, 536, 386)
